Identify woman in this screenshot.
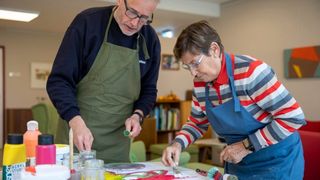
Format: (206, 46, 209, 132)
(162, 20, 305, 179)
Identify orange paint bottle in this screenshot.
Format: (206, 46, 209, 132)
(23, 120, 41, 166)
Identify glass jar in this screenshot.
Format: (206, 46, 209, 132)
(79, 150, 96, 169)
(63, 153, 80, 171)
(81, 159, 104, 180)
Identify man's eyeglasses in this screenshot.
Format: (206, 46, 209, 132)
(124, 0, 153, 25)
(182, 54, 204, 71)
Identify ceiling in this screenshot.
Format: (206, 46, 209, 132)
(0, 0, 234, 37)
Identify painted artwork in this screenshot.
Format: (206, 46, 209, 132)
(104, 162, 208, 179)
(284, 45, 320, 78)
(162, 54, 179, 70)
(30, 62, 52, 88)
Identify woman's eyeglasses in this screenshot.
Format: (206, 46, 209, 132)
(182, 54, 204, 71)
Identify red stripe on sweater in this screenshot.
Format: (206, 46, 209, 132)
(275, 119, 296, 132)
(254, 81, 281, 102)
(274, 102, 300, 116)
(176, 132, 192, 144)
(234, 61, 263, 80)
(193, 100, 200, 107)
(187, 123, 204, 135)
(257, 111, 269, 121)
(260, 129, 272, 145)
(240, 99, 254, 106)
(189, 116, 208, 125)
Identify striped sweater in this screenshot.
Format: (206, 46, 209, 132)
(175, 53, 306, 151)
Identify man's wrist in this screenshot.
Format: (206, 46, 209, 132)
(133, 111, 144, 124)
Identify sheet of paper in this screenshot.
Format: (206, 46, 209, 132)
(105, 162, 208, 180)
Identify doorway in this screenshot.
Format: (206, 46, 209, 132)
(0, 46, 5, 148)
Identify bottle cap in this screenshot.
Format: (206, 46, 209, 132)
(38, 134, 54, 145)
(27, 120, 39, 131)
(7, 133, 23, 144)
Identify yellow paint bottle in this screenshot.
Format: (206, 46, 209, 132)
(2, 134, 26, 180)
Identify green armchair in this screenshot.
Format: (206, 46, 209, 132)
(31, 103, 59, 137)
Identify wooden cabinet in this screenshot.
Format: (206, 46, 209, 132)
(144, 100, 212, 145)
(178, 100, 213, 139)
(134, 117, 157, 150)
(4, 108, 32, 144)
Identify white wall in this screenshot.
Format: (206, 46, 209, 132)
(0, 29, 61, 108)
(211, 0, 320, 120)
(0, 0, 319, 122)
(157, 0, 320, 120)
(157, 37, 193, 100)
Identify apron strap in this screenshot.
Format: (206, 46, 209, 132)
(138, 33, 150, 60)
(104, 7, 116, 42)
(205, 82, 215, 108)
(225, 53, 241, 112)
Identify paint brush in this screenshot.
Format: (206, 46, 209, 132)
(69, 128, 75, 173)
(173, 165, 180, 174)
(171, 155, 180, 174)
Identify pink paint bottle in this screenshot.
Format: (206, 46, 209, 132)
(36, 134, 56, 165)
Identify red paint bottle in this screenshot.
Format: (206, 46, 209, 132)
(36, 134, 56, 165)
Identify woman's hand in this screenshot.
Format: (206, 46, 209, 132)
(161, 142, 182, 167)
(220, 141, 252, 164)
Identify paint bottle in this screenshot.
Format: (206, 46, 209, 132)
(2, 133, 26, 180)
(55, 144, 70, 166)
(36, 134, 56, 165)
(23, 120, 41, 166)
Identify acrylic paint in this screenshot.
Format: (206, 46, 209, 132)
(36, 134, 56, 165)
(23, 120, 41, 166)
(2, 134, 26, 180)
(55, 144, 70, 166)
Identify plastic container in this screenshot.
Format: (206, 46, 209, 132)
(23, 120, 41, 166)
(36, 134, 56, 165)
(55, 144, 70, 166)
(2, 133, 26, 180)
(21, 164, 70, 180)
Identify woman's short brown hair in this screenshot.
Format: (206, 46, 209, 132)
(173, 20, 224, 61)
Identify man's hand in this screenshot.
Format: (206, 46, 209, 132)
(161, 142, 182, 167)
(124, 113, 142, 138)
(220, 141, 252, 164)
(69, 115, 94, 151)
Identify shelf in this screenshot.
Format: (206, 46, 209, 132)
(156, 100, 180, 103)
(157, 129, 180, 133)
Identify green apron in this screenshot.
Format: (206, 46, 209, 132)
(55, 8, 150, 163)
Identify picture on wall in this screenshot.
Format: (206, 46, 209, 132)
(30, 62, 52, 88)
(284, 45, 320, 78)
(161, 54, 179, 70)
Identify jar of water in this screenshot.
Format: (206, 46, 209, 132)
(81, 159, 104, 180)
